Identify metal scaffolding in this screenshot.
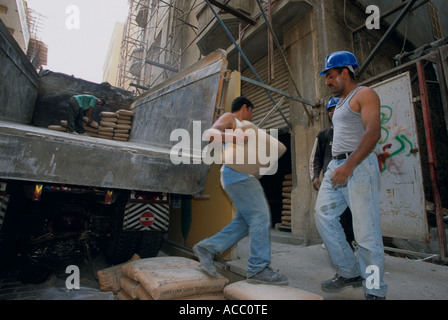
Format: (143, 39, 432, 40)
(118, 0, 202, 93)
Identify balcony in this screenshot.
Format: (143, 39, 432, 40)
(196, 0, 312, 69)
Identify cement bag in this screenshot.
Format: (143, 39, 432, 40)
(223, 120, 286, 178)
(136, 284, 154, 300)
(83, 117, 99, 128)
(101, 112, 118, 118)
(117, 290, 134, 300)
(100, 121, 117, 128)
(48, 125, 67, 132)
(175, 292, 226, 300)
(137, 267, 229, 300)
(117, 109, 134, 117)
(97, 254, 140, 293)
(224, 280, 323, 300)
(120, 276, 140, 300)
(122, 256, 200, 281)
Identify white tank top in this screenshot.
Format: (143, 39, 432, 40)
(332, 87, 365, 156)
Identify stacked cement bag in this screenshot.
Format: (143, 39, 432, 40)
(114, 109, 133, 142)
(97, 110, 133, 142)
(82, 118, 99, 137)
(97, 254, 141, 294)
(98, 256, 228, 300)
(98, 112, 117, 140)
(281, 173, 293, 228)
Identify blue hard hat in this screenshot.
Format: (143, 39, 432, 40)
(320, 51, 359, 75)
(327, 97, 340, 110)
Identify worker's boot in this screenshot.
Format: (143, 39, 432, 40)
(193, 244, 217, 277)
(321, 274, 363, 292)
(247, 266, 288, 286)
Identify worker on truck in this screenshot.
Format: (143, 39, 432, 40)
(67, 94, 105, 135)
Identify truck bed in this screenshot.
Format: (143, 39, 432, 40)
(0, 50, 229, 196)
(0, 120, 207, 195)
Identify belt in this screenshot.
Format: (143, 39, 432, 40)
(333, 152, 352, 160)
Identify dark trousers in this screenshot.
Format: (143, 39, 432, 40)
(340, 208, 355, 250)
(67, 97, 85, 133)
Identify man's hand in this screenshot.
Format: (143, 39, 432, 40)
(312, 177, 321, 191)
(330, 162, 354, 188)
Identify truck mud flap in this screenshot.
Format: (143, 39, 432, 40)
(123, 202, 169, 232)
(0, 195, 9, 232)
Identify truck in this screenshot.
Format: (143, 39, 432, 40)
(0, 20, 229, 266)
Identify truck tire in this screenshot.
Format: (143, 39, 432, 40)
(137, 231, 164, 258)
(105, 200, 141, 264)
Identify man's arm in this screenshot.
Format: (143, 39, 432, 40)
(205, 113, 247, 144)
(310, 134, 325, 190)
(331, 88, 381, 187)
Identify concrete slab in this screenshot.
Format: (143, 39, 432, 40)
(227, 231, 448, 300)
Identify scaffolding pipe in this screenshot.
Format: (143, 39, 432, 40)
(357, 0, 418, 77)
(205, 0, 292, 130)
(255, 0, 314, 125)
(417, 60, 447, 260)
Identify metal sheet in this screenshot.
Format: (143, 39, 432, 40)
(241, 50, 290, 130)
(372, 72, 429, 242)
(0, 50, 229, 196)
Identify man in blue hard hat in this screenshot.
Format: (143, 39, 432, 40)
(314, 51, 387, 300)
(310, 97, 354, 250)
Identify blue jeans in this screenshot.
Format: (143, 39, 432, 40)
(314, 153, 388, 297)
(197, 171, 271, 277)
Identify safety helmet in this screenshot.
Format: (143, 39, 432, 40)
(327, 97, 340, 110)
(320, 51, 359, 75)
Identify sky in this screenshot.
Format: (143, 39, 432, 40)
(26, 0, 129, 83)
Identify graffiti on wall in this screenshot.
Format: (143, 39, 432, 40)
(376, 105, 416, 174)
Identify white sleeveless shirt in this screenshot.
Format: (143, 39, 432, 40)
(332, 87, 365, 156)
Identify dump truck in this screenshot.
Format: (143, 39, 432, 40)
(0, 20, 229, 265)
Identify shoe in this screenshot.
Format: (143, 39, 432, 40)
(68, 131, 79, 135)
(321, 274, 363, 292)
(247, 267, 289, 286)
(193, 244, 217, 277)
(365, 293, 386, 300)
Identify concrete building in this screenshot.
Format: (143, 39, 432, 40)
(0, 0, 47, 70)
(118, 0, 448, 260)
(103, 22, 125, 86)
(0, 0, 29, 53)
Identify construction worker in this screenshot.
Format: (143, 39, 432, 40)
(67, 94, 105, 135)
(314, 51, 387, 299)
(193, 96, 288, 286)
(310, 97, 355, 250)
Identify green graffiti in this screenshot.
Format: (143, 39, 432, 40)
(377, 106, 415, 173)
(379, 105, 392, 145)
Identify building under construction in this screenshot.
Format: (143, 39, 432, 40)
(117, 0, 448, 261)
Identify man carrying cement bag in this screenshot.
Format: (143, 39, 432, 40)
(193, 96, 288, 286)
(67, 94, 105, 135)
